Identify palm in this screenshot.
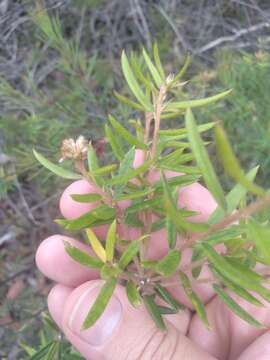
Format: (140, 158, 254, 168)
(36, 179, 270, 360)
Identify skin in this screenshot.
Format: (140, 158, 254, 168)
(36, 154, 270, 360)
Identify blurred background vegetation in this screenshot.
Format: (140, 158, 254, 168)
(0, 0, 270, 358)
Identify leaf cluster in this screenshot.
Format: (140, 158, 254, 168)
(34, 43, 270, 333)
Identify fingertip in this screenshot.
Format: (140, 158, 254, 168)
(60, 180, 97, 219)
(48, 284, 72, 328)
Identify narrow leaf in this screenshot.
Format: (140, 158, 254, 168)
(213, 284, 264, 328)
(82, 278, 117, 329)
(157, 306, 178, 314)
(166, 218, 177, 249)
(105, 220, 117, 262)
(121, 51, 152, 111)
(91, 164, 118, 176)
(159, 122, 215, 136)
(29, 342, 56, 360)
(186, 109, 227, 210)
(179, 271, 210, 328)
(156, 250, 181, 277)
(118, 240, 140, 269)
(64, 242, 103, 269)
(166, 89, 232, 111)
(114, 91, 144, 111)
(108, 160, 152, 186)
(214, 123, 265, 196)
(86, 228, 107, 263)
(143, 295, 166, 331)
(153, 42, 165, 79)
(142, 48, 163, 87)
(71, 193, 102, 203)
(33, 150, 81, 180)
(105, 124, 124, 160)
(100, 263, 121, 280)
(155, 284, 185, 310)
(210, 266, 263, 307)
(208, 166, 259, 224)
(114, 188, 153, 201)
(87, 143, 99, 172)
(126, 280, 142, 307)
(248, 219, 270, 265)
(109, 115, 147, 150)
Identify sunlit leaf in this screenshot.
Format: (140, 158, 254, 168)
(105, 220, 117, 262)
(208, 166, 259, 224)
(109, 115, 147, 150)
(143, 295, 166, 331)
(121, 51, 152, 111)
(210, 266, 263, 307)
(118, 240, 140, 269)
(213, 284, 264, 328)
(126, 280, 142, 307)
(179, 271, 210, 328)
(166, 89, 232, 111)
(214, 123, 265, 196)
(82, 278, 117, 329)
(105, 124, 124, 161)
(86, 228, 106, 263)
(155, 284, 185, 310)
(142, 48, 163, 88)
(185, 109, 227, 210)
(33, 150, 81, 179)
(64, 241, 103, 269)
(156, 250, 181, 277)
(70, 193, 102, 203)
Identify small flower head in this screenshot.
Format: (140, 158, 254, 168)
(59, 135, 89, 163)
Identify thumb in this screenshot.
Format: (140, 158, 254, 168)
(49, 280, 216, 360)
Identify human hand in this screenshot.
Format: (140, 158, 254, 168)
(36, 165, 270, 360)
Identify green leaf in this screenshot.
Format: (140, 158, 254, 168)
(105, 124, 124, 161)
(166, 89, 232, 111)
(105, 220, 117, 262)
(214, 123, 265, 196)
(201, 242, 270, 302)
(156, 250, 181, 277)
(109, 115, 147, 150)
(114, 91, 144, 111)
(159, 122, 215, 136)
(33, 150, 81, 180)
(143, 295, 166, 331)
(118, 240, 140, 269)
(82, 278, 117, 329)
(160, 164, 200, 175)
(247, 219, 270, 265)
(121, 51, 152, 111)
(100, 263, 121, 280)
(125, 197, 161, 215)
(157, 306, 178, 315)
(166, 217, 177, 249)
(108, 160, 152, 186)
(29, 342, 57, 360)
(114, 188, 153, 201)
(154, 175, 200, 192)
(70, 193, 102, 203)
(87, 143, 99, 172)
(91, 164, 118, 176)
(172, 53, 191, 84)
(210, 266, 263, 307)
(185, 109, 227, 210)
(126, 280, 142, 307)
(64, 242, 103, 269)
(56, 204, 115, 230)
(213, 284, 264, 328)
(155, 284, 185, 310)
(179, 271, 210, 328)
(153, 42, 165, 79)
(208, 166, 259, 224)
(142, 48, 163, 88)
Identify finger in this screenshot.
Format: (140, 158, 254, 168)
(237, 332, 270, 360)
(36, 235, 99, 286)
(48, 284, 72, 328)
(57, 280, 215, 360)
(189, 291, 270, 360)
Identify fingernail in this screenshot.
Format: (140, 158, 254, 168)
(68, 285, 122, 346)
